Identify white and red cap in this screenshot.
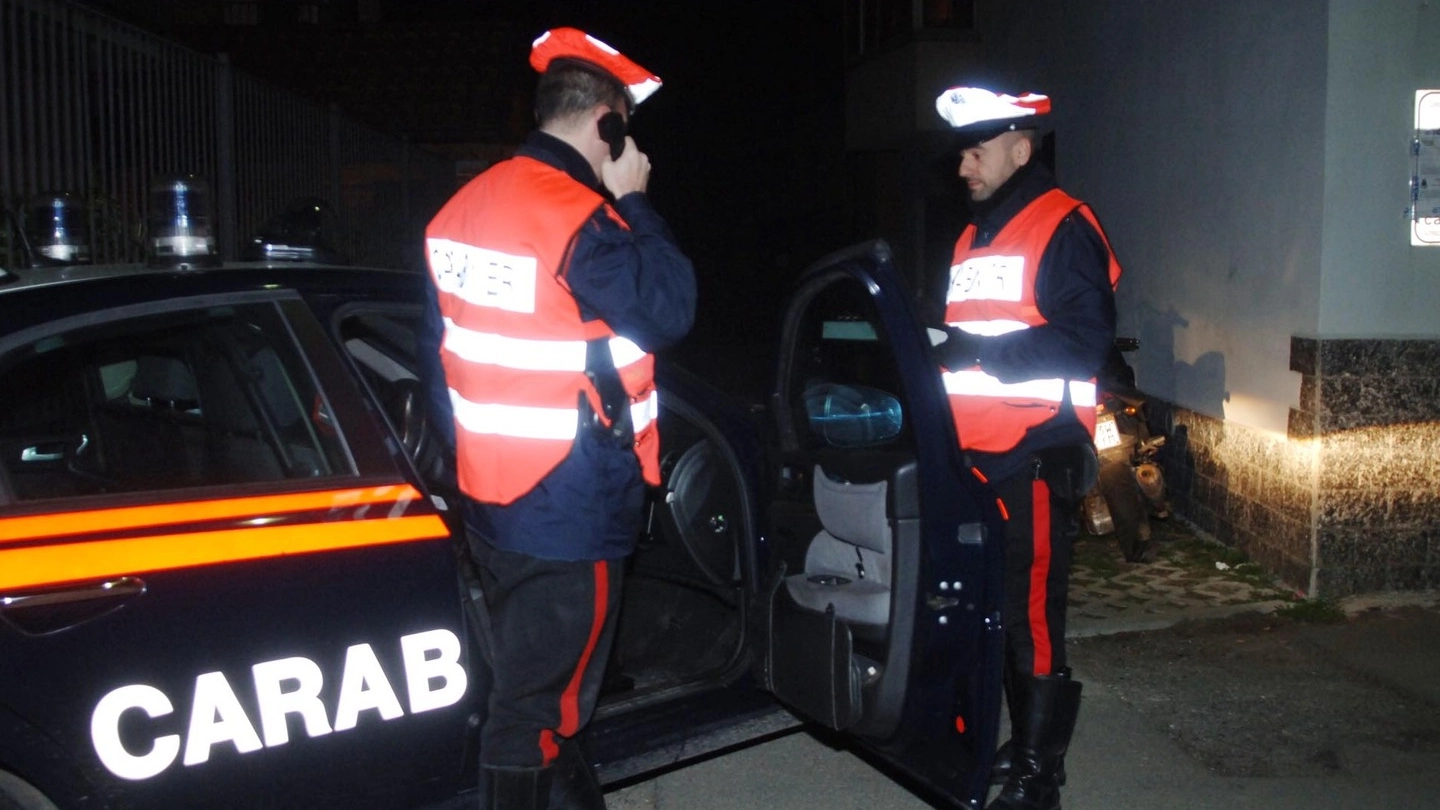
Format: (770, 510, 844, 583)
(530, 28, 663, 107)
(935, 87, 1051, 146)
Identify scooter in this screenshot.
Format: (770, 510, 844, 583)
(1082, 338, 1169, 562)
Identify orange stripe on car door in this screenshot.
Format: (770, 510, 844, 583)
(0, 484, 429, 545)
(0, 512, 449, 591)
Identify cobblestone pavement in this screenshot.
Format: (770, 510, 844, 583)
(1066, 516, 1298, 637)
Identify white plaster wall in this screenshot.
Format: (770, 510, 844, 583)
(984, 1, 1329, 433)
(1320, 0, 1440, 335)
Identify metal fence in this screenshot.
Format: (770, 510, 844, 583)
(0, 0, 458, 270)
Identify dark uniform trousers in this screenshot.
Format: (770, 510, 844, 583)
(991, 447, 1089, 677)
(468, 534, 624, 768)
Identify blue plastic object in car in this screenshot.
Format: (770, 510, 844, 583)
(804, 383, 903, 447)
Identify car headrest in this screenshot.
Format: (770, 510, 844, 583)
(130, 355, 197, 406)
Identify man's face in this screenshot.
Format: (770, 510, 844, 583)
(958, 131, 1030, 202)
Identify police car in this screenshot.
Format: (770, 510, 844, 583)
(0, 194, 1007, 809)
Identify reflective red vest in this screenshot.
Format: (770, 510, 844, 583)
(424, 156, 660, 505)
(943, 188, 1122, 454)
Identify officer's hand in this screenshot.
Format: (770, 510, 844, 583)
(931, 325, 985, 371)
(602, 137, 650, 199)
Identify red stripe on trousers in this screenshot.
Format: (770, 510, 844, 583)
(1028, 478, 1053, 675)
(543, 560, 610, 766)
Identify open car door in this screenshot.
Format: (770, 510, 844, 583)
(753, 240, 1007, 808)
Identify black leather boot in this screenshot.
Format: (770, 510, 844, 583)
(479, 764, 553, 810)
(992, 742, 1069, 787)
(986, 671, 1082, 810)
(991, 667, 1070, 787)
(990, 658, 1021, 785)
(549, 738, 607, 810)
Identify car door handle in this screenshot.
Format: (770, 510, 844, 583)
(925, 593, 959, 611)
(20, 444, 64, 462)
(0, 576, 147, 635)
(2, 576, 147, 608)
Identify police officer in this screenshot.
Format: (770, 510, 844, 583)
(420, 28, 696, 810)
(930, 87, 1120, 810)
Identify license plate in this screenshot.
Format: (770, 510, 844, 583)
(1094, 413, 1122, 450)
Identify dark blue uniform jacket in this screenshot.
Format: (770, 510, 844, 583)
(419, 131, 697, 560)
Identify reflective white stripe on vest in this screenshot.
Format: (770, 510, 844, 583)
(448, 389, 658, 441)
(443, 319, 585, 372)
(631, 389, 659, 432)
(443, 319, 648, 373)
(943, 370, 1097, 408)
(449, 390, 578, 441)
(947, 319, 1030, 337)
(609, 337, 646, 369)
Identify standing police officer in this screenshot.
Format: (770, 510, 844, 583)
(421, 28, 696, 810)
(930, 87, 1120, 810)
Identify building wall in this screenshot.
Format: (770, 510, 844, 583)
(1289, 338, 1440, 594)
(1163, 403, 1315, 596)
(1320, 0, 1440, 335)
(985, 0, 1329, 436)
(1302, 3, 1440, 592)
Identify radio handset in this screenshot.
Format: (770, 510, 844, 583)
(598, 111, 627, 161)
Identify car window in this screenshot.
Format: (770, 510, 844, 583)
(0, 302, 351, 502)
(787, 277, 912, 453)
(339, 309, 422, 394)
(336, 307, 449, 488)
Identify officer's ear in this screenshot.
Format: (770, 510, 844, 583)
(1012, 133, 1034, 167)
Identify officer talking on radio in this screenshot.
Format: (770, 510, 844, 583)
(419, 27, 696, 810)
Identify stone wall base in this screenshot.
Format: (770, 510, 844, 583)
(1157, 336, 1440, 598)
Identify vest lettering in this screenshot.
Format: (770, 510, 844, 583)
(949, 255, 1026, 303)
(429, 238, 538, 314)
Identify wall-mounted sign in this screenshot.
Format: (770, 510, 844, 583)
(1411, 90, 1440, 246)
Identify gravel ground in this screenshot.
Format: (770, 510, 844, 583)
(1067, 606, 1440, 779)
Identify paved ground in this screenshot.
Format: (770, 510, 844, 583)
(606, 518, 1440, 809)
(1066, 518, 1298, 636)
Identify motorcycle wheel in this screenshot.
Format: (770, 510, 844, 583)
(1098, 460, 1151, 563)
